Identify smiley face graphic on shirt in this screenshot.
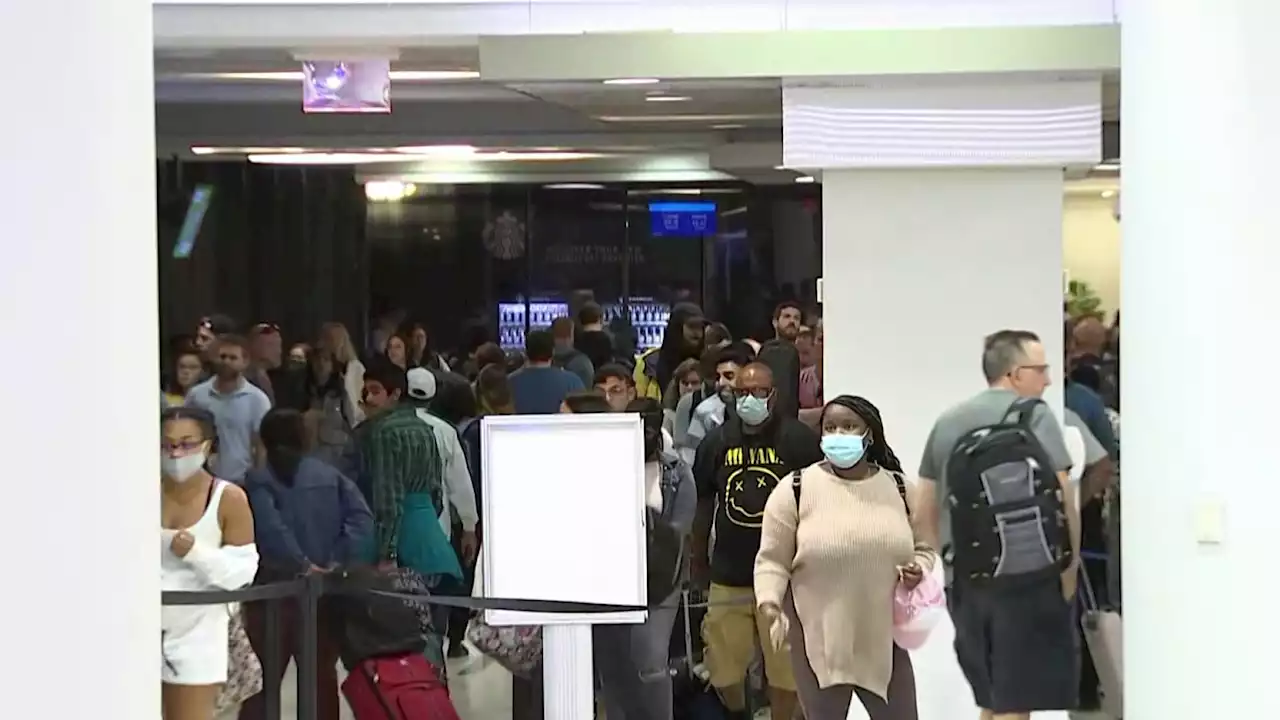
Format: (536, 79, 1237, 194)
(721, 446, 784, 528)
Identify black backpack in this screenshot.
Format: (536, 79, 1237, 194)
(756, 340, 800, 421)
(945, 397, 1072, 588)
(327, 567, 430, 668)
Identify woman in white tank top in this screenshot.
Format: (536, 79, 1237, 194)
(160, 407, 259, 720)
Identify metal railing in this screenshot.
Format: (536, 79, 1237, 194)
(164, 575, 319, 720)
(162, 573, 662, 720)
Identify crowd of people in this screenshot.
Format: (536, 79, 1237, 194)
(157, 298, 1122, 720)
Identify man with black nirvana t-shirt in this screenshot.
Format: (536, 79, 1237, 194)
(692, 362, 823, 720)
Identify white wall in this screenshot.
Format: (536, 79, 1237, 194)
(1063, 192, 1122, 316)
(0, 0, 159, 716)
(1124, 1, 1280, 717)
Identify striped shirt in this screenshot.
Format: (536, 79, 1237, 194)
(356, 404, 443, 560)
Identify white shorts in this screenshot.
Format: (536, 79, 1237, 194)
(161, 606, 231, 686)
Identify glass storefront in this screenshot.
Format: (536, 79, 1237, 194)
(365, 182, 821, 354)
(154, 162, 822, 357)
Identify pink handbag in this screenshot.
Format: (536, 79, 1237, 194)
(891, 566, 945, 650)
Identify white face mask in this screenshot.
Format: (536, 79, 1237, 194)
(161, 451, 206, 483)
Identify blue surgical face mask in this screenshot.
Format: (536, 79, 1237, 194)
(821, 433, 867, 469)
(736, 395, 770, 426)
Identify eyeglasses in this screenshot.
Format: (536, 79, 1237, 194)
(161, 440, 205, 453)
(731, 387, 773, 400)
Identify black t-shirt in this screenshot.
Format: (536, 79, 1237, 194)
(693, 416, 823, 587)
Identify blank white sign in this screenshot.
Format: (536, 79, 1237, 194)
(480, 413, 648, 626)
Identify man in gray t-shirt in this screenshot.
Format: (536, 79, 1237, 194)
(915, 329, 1082, 717)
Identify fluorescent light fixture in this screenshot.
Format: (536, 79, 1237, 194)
(1101, 190, 1116, 199)
(248, 150, 606, 165)
(250, 153, 414, 165)
(477, 151, 604, 162)
(390, 145, 478, 157)
(712, 123, 746, 130)
(598, 113, 776, 123)
(187, 70, 479, 82)
(544, 183, 606, 190)
(191, 146, 307, 156)
(795, 176, 816, 184)
(603, 78, 660, 86)
(645, 95, 691, 103)
(1095, 162, 1121, 171)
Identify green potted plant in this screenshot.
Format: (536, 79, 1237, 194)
(1065, 279, 1104, 320)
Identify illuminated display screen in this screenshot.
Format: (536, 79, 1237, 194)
(648, 201, 716, 237)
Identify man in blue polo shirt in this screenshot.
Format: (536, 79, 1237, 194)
(185, 334, 271, 483)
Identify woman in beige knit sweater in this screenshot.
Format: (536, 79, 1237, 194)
(755, 395, 936, 720)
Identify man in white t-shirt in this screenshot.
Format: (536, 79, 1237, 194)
(405, 368, 478, 563)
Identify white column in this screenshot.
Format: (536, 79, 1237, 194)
(787, 77, 1098, 720)
(1123, 2, 1280, 718)
(821, 169, 1066, 474)
(0, 1, 157, 718)
(823, 169, 1065, 720)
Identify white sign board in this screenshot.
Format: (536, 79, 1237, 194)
(480, 413, 648, 626)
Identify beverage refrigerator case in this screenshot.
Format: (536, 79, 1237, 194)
(497, 299, 568, 350)
(603, 298, 670, 352)
(496, 298, 670, 352)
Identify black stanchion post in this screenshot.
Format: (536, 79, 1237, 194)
(262, 598, 284, 720)
(296, 572, 321, 720)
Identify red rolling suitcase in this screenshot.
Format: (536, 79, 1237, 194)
(342, 653, 461, 720)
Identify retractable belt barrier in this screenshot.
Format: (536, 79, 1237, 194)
(161, 574, 751, 720)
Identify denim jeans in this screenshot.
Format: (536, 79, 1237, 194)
(593, 590, 681, 720)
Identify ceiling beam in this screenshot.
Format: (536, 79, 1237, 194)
(478, 25, 1118, 81)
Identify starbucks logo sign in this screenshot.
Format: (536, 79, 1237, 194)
(483, 210, 526, 260)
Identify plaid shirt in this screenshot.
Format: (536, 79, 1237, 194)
(356, 404, 443, 561)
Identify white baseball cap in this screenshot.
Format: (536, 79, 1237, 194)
(406, 367, 437, 400)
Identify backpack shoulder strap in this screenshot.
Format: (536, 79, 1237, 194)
(887, 470, 909, 514)
(790, 469, 803, 507)
(1005, 397, 1043, 426)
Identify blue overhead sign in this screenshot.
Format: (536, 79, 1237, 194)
(649, 201, 716, 237)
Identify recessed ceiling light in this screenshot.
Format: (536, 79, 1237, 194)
(645, 95, 691, 103)
(1101, 190, 1116, 198)
(603, 78, 660, 86)
(795, 176, 816, 184)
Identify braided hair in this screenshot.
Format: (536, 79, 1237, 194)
(819, 394, 904, 473)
